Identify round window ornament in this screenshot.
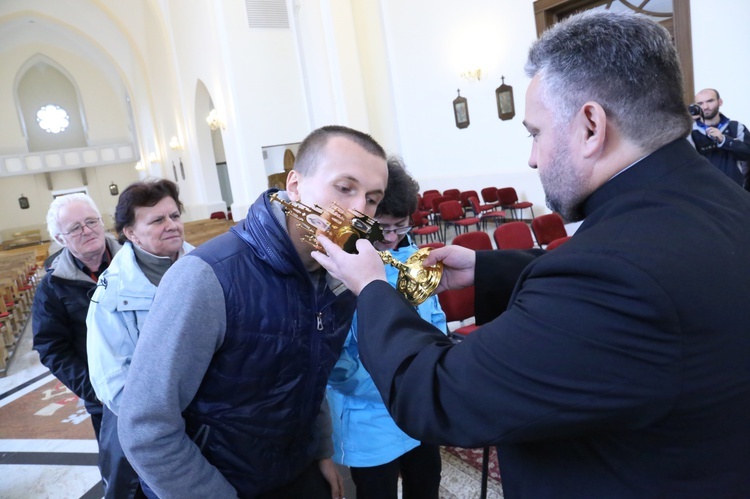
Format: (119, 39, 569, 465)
(37, 104, 70, 134)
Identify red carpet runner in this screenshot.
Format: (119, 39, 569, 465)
(443, 446, 502, 484)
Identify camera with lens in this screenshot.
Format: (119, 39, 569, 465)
(688, 103, 704, 121)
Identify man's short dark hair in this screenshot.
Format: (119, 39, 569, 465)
(376, 156, 420, 219)
(294, 125, 386, 176)
(707, 88, 721, 101)
(525, 11, 692, 153)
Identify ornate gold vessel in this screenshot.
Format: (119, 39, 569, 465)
(270, 193, 442, 305)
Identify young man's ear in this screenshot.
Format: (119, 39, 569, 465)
(285, 170, 302, 202)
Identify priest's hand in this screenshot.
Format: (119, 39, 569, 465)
(422, 244, 476, 293)
(312, 235, 386, 295)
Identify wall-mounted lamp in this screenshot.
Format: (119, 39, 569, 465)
(169, 136, 183, 150)
(148, 151, 160, 163)
(460, 69, 483, 81)
(18, 194, 29, 209)
(109, 181, 119, 196)
(206, 109, 225, 131)
(135, 161, 146, 171)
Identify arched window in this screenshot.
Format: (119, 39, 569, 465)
(16, 57, 88, 151)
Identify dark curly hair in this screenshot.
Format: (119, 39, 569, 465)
(114, 178, 183, 244)
(376, 156, 420, 219)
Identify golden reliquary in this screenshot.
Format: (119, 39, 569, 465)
(270, 193, 442, 305)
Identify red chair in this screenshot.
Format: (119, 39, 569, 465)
(545, 235, 571, 251)
(439, 200, 480, 239)
(423, 189, 441, 197)
(210, 211, 227, 220)
(430, 195, 453, 214)
(459, 190, 480, 214)
(469, 196, 505, 230)
(531, 213, 567, 247)
(497, 187, 535, 220)
(480, 187, 500, 206)
(430, 195, 453, 237)
(452, 231, 493, 251)
(438, 286, 479, 339)
(493, 222, 534, 249)
(443, 189, 461, 201)
(421, 191, 442, 214)
(411, 210, 441, 243)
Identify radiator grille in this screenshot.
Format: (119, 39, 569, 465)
(245, 0, 289, 29)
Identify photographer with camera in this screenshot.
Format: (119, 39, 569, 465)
(689, 88, 750, 190)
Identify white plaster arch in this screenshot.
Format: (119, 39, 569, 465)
(192, 79, 227, 216)
(14, 53, 95, 145)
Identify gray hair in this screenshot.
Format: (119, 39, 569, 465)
(46, 193, 101, 241)
(525, 10, 692, 153)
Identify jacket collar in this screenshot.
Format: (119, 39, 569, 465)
(232, 189, 305, 276)
(232, 190, 350, 294)
(50, 233, 121, 283)
(107, 241, 193, 293)
(579, 138, 702, 225)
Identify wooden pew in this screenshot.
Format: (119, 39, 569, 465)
(183, 219, 235, 247)
(0, 242, 51, 267)
(0, 250, 39, 367)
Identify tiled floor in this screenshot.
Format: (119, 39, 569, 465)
(0, 248, 509, 498)
(0, 321, 104, 499)
(0, 321, 502, 498)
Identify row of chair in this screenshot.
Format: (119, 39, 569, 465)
(421, 187, 534, 220)
(425, 214, 572, 343)
(414, 187, 537, 244)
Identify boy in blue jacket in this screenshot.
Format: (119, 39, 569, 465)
(327, 157, 446, 498)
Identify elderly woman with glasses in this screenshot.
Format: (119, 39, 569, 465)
(86, 178, 193, 498)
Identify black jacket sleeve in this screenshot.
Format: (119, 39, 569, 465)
(358, 250, 680, 449)
(721, 121, 750, 161)
(474, 249, 541, 325)
(32, 276, 98, 404)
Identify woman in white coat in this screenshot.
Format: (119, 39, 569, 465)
(87, 178, 193, 498)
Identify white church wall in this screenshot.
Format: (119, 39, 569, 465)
(378, 0, 546, 210)
(690, 0, 750, 123)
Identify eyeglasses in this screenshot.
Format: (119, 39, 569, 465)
(59, 218, 101, 237)
(380, 226, 412, 235)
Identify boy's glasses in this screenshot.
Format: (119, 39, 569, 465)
(380, 226, 412, 235)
